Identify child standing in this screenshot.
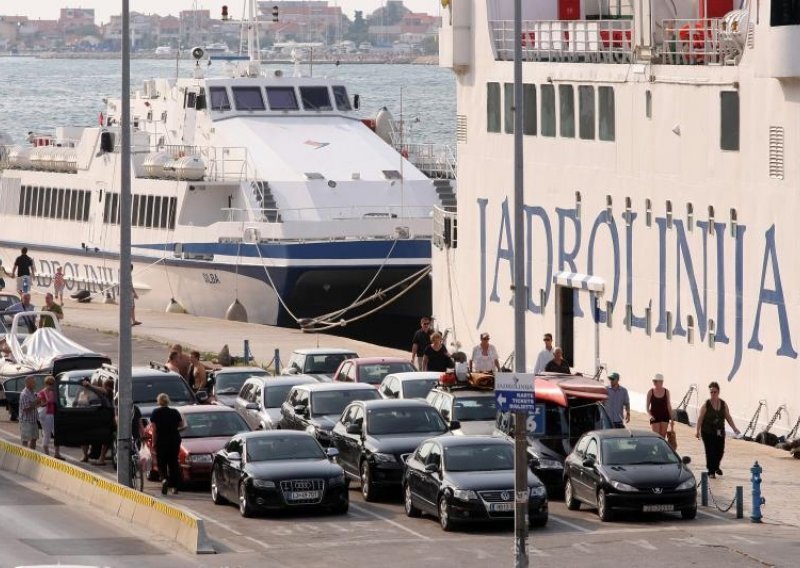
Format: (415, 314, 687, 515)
(53, 266, 65, 305)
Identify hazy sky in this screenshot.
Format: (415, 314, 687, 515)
(6, 1, 443, 23)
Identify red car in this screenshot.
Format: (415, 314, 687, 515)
(144, 405, 251, 484)
(332, 357, 416, 388)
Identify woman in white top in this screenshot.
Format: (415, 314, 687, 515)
(470, 333, 500, 373)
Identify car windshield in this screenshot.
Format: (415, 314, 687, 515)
(401, 379, 438, 399)
(246, 435, 325, 462)
(216, 371, 267, 394)
(453, 396, 497, 421)
(601, 437, 680, 466)
(360, 362, 416, 385)
(304, 353, 355, 374)
(311, 388, 380, 416)
(182, 411, 249, 438)
(133, 377, 193, 405)
(265, 384, 294, 408)
(367, 407, 448, 435)
(445, 444, 514, 472)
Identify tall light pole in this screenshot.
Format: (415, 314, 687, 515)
(512, 0, 529, 564)
(117, 0, 133, 487)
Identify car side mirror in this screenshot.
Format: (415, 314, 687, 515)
(682, 455, 691, 465)
(582, 457, 596, 468)
(196, 390, 209, 403)
(346, 423, 362, 435)
(449, 420, 461, 430)
(326, 447, 340, 459)
(228, 452, 242, 462)
(424, 463, 440, 473)
(245, 402, 259, 410)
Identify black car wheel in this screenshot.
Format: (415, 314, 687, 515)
(211, 469, 227, 505)
(681, 506, 697, 520)
(564, 478, 580, 510)
(361, 461, 378, 502)
(404, 483, 421, 518)
(438, 495, 455, 532)
(596, 488, 613, 522)
(529, 515, 548, 528)
(330, 495, 349, 515)
(239, 482, 255, 518)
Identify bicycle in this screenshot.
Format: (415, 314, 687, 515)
(129, 438, 144, 491)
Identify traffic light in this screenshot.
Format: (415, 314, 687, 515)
(221, 5, 229, 21)
(272, 5, 279, 23)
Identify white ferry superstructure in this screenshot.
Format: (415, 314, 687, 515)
(434, 0, 799, 434)
(0, 3, 456, 333)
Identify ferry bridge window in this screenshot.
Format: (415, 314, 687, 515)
(36, 186, 45, 217)
(579, 86, 595, 140)
(559, 85, 575, 138)
(196, 91, 207, 110)
(184, 90, 197, 109)
(599, 86, 616, 141)
(720, 91, 740, 151)
(771, 0, 800, 25)
(504, 83, 514, 134)
(145, 195, 155, 227)
(82, 190, 90, 221)
(332, 86, 352, 111)
(523, 84, 537, 136)
(232, 87, 266, 111)
(17, 186, 25, 215)
(132, 195, 140, 226)
(299, 87, 333, 111)
(487, 82, 501, 133)
(56, 188, 65, 218)
(208, 87, 231, 111)
(266, 87, 299, 111)
(540, 84, 556, 137)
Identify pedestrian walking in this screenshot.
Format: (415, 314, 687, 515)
(12, 247, 35, 295)
(168, 344, 192, 380)
(646, 373, 673, 438)
(422, 331, 452, 372)
(188, 350, 208, 392)
(533, 333, 555, 375)
(544, 347, 571, 373)
(603, 372, 630, 428)
(8, 293, 36, 333)
(18, 376, 39, 450)
(695, 382, 740, 478)
(53, 266, 65, 305)
(166, 351, 182, 375)
(150, 393, 185, 495)
(470, 332, 500, 373)
(37, 376, 62, 459)
(0, 259, 8, 291)
(410, 317, 432, 370)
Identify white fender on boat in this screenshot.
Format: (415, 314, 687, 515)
(375, 107, 394, 145)
(225, 298, 248, 322)
(166, 298, 187, 314)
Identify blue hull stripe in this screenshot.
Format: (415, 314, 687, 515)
(132, 239, 431, 260)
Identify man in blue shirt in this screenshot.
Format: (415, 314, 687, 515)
(6, 293, 36, 333)
(604, 372, 630, 428)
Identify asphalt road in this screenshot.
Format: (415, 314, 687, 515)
(1, 326, 798, 567)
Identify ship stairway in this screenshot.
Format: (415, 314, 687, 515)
(433, 178, 457, 213)
(251, 180, 282, 222)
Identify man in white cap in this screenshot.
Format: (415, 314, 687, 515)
(603, 372, 630, 428)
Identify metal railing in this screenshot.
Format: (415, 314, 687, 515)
(433, 205, 457, 250)
(660, 18, 742, 65)
(395, 142, 457, 180)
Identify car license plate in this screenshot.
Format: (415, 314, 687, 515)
(490, 503, 515, 512)
(290, 490, 319, 500)
(643, 504, 674, 512)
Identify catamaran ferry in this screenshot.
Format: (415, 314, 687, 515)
(0, 1, 456, 338)
(434, 0, 799, 435)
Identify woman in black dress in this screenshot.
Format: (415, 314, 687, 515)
(150, 393, 185, 495)
(422, 331, 452, 372)
(695, 382, 740, 478)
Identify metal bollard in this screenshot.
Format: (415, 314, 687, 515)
(700, 472, 709, 506)
(735, 486, 743, 519)
(244, 339, 251, 364)
(274, 348, 281, 376)
(750, 461, 763, 523)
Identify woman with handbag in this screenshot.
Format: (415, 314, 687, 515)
(696, 382, 740, 478)
(646, 373, 674, 438)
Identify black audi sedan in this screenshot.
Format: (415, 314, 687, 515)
(563, 429, 697, 522)
(403, 436, 548, 531)
(330, 399, 455, 501)
(210, 431, 349, 517)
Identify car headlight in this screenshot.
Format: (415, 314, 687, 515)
(610, 481, 638, 492)
(252, 479, 276, 489)
(452, 489, 477, 501)
(676, 478, 696, 491)
(371, 452, 397, 463)
(535, 458, 563, 470)
(329, 472, 347, 485)
(529, 486, 546, 498)
(187, 454, 213, 464)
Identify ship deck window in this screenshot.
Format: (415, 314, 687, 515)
(771, 1, 800, 25)
(232, 87, 266, 111)
(184, 91, 197, 109)
(579, 86, 595, 140)
(487, 82, 501, 133)
(540, 84, 555, 137)
(332, 86, 352, 111)
(266, 87, 299, 111)
(559, 85, 575, 138)
(300, 87, 333, 111)
(209, 87, 231, 111)
(599, 86, 616, 141)
(523, 84, 536, 136)
(720, 91, 739, 151)
(305, 172, 325, 180)
(383, 170, 403, 180)
(504, 83, 514, 134)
